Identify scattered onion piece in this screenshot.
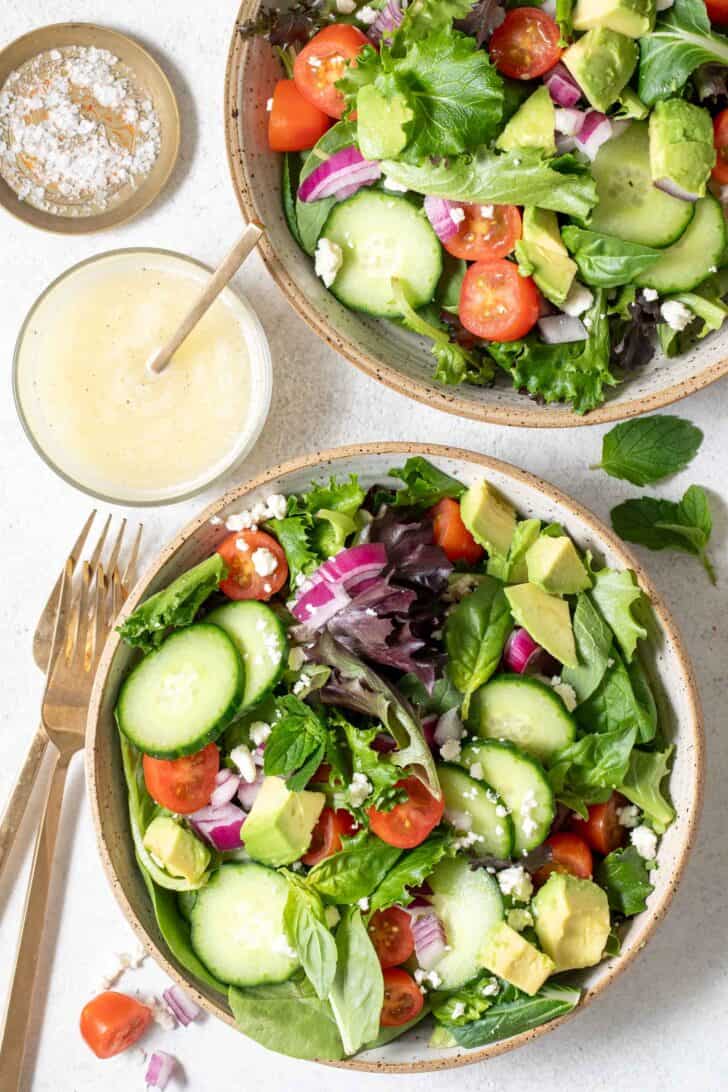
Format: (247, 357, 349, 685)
(145, 1050, 176, 1090)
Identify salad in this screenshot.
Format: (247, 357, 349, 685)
(242, 0, 728, 414)
(115, 457, 676, 1061)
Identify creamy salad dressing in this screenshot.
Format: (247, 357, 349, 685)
(15, 250, 270, 502)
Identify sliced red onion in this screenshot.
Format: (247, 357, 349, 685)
(424, 195, 462, 243)
(544, 63, 582, 108)
(145, 1051, 176, 1090)
(538, 314, 588, 343)
(317, 543, 387, 590)
(576, 111, 612, 161)
(298, 147, 381, 203)
(163, 984, 199, 1026)
(654, 178, 701, 202)
(291, 578, 351, 628)
(210, 768, 240, 807)
(554, 107, 586, 137)
(411, 909, 447, 970)
(434, 708, 464, 746)
(369, 0, 404, 43)
(237, 770, 264, 811)
(422, 714, 438, 750)
(504, 628, 561, 675)
(189, 802, 245, 851)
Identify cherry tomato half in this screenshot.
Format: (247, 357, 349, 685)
(368, 777, 445, 849)
(712, 109, 728, 185)
(302, 806, 357, 866)
(569, 792, 627, 856)
(707, 0, 728, 24)
(368, 907, 415, 968)
(444, 204, 522, 262)
(489, 8, 562, 80)
(143, 743, 219, 815)
(268, 78, 331, 151)
(293, 24, 370, 118)
(217, 530, 288, 601)
(80, 991, 152, 1059)
(430, 497, 484, 565)
(533, 832, 593, 887)
(380, 968, 424, 1026)
(459, 259, 540, 342)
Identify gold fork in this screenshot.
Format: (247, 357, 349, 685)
(0, 513, 141, 885)
(0, 520, 139, 1091)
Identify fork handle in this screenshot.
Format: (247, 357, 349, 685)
(0, 747, 70, 1091)
(0, 724, 49, 887)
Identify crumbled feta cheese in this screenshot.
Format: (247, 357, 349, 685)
(507, 908, 534, 932)
(631, 824, 658, 862)
(450, 1001, 466, 1020)
(357, 897, 370, 912)
(414, 968, 442, 990)
(641, 287, 658, 302)
(495, 803, 509, 818)
(263, 582, 272, 594)
(440, 738, 461, 762)
(661, 299, 692, 331)
(252, 546, 279, 577)
(250, 721, 272, 747)
(235, 537, 250, 553)
(336, 0, 356, 11)
(349, 771, 373, 807)
(617, 803, 640, 828)
(469, 762, 484, 781)
(550, 676, 577, 712)
(230, 744, 257, 783)
(497, 865, 533, 903)
(325, 905, 341, 928)
(314, 237, 343, 287)
(480, 205, 494, 218)
(452, 830, 484, 851)
(562, 281, 594, 317)
(357, 4, 379, 24)
(450, 206, 466, 224)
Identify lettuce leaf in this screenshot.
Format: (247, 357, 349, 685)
(589, 565, 648, 661)
(638, 0, 728, 104)
(117, 554, 226, 653)
(596, 845, 654, 916)
(618, 745, 676, 833)
(387, 456, 465, 507)
(447, 982, 581, 1048)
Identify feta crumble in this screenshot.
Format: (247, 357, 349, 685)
(224, 493, 286, 532)
(631, 824, 658, 862)
(230, 743, 257, 783)
(641, 287, 658, 302)
(550, 676, 577, 712)
(414, 968, 442, 990)
(450, 1001, 466, 1020)
(617, 803, 640, 829)
(357, 4, 379, 24)
(469, 762, 484, 781)
(336, 0, 357, 11)
(450, 206, 466, 224)
(661, 299, 692, 331)
(252, 547, 279, 577)
(497, 865, 533, 903)
(562, 281, 594, 317)
(440, 738, 461, 762)
(249, 721, 272, 747)
(349, 771, 373, 807)
(357, 897, 370, 912)
(314, 237, 344, 287)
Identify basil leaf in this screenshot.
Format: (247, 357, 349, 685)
(118, 555, 226, 653)
(307, 834, 403, 904)
(594, 416, 703, 486)
(388, 456, 465, 508)
(611, 485, 716, 583)
(590, 565, 648, 662)
(596, 846, 654, 917)
(562, 592, 613, 704)
(329, 908, 384, 1056)
(229, 977, 344, 1061)
(618, 746, 676, 833)
(369, 831, 451, 914)
(448, 982, 581, 1048)
(283, 874, 337, 1001)
(445, 576, 513, 717)
(576, 653, 656, 745)
(264, 696, 329, 790)
(638, 0, 728, 105)
(296, 121, 357, 254)
(562, 227, 661, 288)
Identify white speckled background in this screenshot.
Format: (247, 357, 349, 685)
(1, 2, 727, 1089)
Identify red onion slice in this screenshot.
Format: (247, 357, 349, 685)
(544, 63, 582, 108)
(291, 578, 351, 628)
(162, 984, 199, 1026)
(210, 768, 240, 807)
(317, 543, 387, 589)
(298, 147, 381, 203)
(575, 111, 612, 161)
(424, 195, 462, 243)
(504, 628, 561, 675)
(538, 314, 588, 344)
(189, 802, 246, 851)
(369, 0, 404, 43)
(411, 909, 447, 970)
(145, 1051, 176, 1090)
(554, 107, 586, 137)
(237, 770, 264, 811)
(654, 178, 701, 202)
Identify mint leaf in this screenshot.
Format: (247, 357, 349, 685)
(611, 485, 716, 583)
(596, 846, 654, 917)
(264, 695, 329, 790)
(638, 0, 728, 105)
(595, 415, 703, 486)
(562, 227, 661, 288)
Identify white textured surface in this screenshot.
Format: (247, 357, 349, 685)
(0, 2, 727, 1090)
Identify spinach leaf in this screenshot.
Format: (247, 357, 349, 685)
(638, 0, 728, 104)
(388, 455, 465, 508)
(307, 834, 403, 904)
(118, 555, 226, 653)
(486, 518, 541, 584)
(562, 227, 661, 288)
(594, 416, 703, 486)
(296, 121, 357, 254)
(618, 746, 675, 833)
(448, 982, 581, 1048)
(263, 695, 329, 790)
(430, 972, 499, 1026)
(562, 592, 613, 704)
(329, 908, 384, 1056)
(611, 485, 716, 583)
(549, 724, 637, 808)
(282, 153, 304, 250)
(283, 873, 337, 1001)
(596, 846, 654, 916)
(229, 977, 344, 1061)
(590, 565, 647, 662)
(576, 653, 656, 744)
(382, 149, 598, 220)
(369, 831, 452, 913)
(445, 576, 513, 717)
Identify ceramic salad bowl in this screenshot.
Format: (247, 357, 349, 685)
(86, 443, 703, 1071)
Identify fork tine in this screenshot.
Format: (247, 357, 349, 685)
(122, 524, 143, 593)
(89, 562, 107, 669)
(105, 518, 127, 580)
(71, 562, 92, 667)
(88, 514, 112, 571)
(39, 511, 96, 625)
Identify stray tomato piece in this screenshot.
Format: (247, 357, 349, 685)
(533, 832, 593, 887)
(368, 907, 415, 968)
(217, 530, 288, 601)
(489, 9, 562, 80)
(430, 497, 484, 565)
(293, 24, 370, 119)
(143, 743, 219, 815)
(80, 991, 152, 1059)
(368, 777, 445, 849)
(459, 258, 540, 342)
(268, 78, 331, 152)
(568, 792, 627, 856)
(380, 968, 424, 1027)
(443, 204, 522, 262)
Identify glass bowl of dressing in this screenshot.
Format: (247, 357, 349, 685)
(13, 248, 272, 505)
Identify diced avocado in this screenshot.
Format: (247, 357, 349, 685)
(649, 99, 716, 201)
(515, 208, 577, 306)
(573, 0, 655, 38)
(479, 921, 554, 996)
(562, 29, 638, 113)
(357, 84, 413, 161)
(242, 776, 325, 867)
(460, 480, 517, 557)
(143, 816, 210, 884)
(496, 86, 556, 155)
(525, 535, 591, 596)
(532, 873, 610, 972)
(505, 584, 578, 668)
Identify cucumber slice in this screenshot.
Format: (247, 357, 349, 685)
(636, 196, 727, 294)
(469, 676, 576, 764)
(189, 862, 299, 987)
(460, 741, 554, 854)
(322, 190, 442, 318)
(428, 858, 503, 990)
(437, 764, 514, 858)
(206, 601, 287, 708)
(590, 122, 694, 248)
(116, 624, 244, 757)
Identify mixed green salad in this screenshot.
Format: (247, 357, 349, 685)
(244, 0, 728, 413)
(114, 457, 676, 1061)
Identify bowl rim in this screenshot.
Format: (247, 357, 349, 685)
(223, 0, 728, 429)
(86, 441, 704, 1073)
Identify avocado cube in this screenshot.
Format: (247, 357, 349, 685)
(525, 535, 591, 596)
(505, 583, 578, 668)
(480, 921, 555, 996)
(243, 776, 325, 867)
(496, 86, 556, 155)
(460, 480, 517, 557)
(649, 99, 716, 200)
(573, 0, 656, 38)
(143, 816, 210, 883)
(562, 29, 638, 113)
(532, 873, 610, 972)
(515, 208, 577, 306)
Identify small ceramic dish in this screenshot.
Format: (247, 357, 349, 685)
(0, 23, 180, 234)
(86, 442, 703, 1072)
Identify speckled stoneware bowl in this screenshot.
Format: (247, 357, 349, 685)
(86, 443, 703, 1072)
(224, 1, 728, 428)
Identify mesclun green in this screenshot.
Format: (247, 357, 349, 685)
(446, 982, 581, 1048)
(594, 416, 703, 485)
(549, 725, 638, 814)
(589, 565, 648, 662)
(618, 745, 676, 832)
(562, 592, 613, 704)
(576, 653, 656, 745)
(562, 227, 661, 288)
(638, 0, 728, 105)
(611, 485, 716, 583)
(445, 576, 512, 717)
(118, 554, 226, 653)
(596, 846, 654, 916)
